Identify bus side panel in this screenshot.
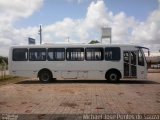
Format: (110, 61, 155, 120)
(10, 61, 39, 77)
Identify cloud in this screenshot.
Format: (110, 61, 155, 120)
(42, 1, 108, 43)
(0, 0, 43, 21)
(131, 9, 160, 44)
(66, 0, 92, 4)
(43, 0, 160, 51)
(131, 1, 160, 52)
(43, 1, 137, 44)
(0, 0, 43, 56)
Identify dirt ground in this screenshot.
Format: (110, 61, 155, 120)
(0, 73, 159, 115)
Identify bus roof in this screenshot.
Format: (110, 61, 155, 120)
(10, 43, 143, 48)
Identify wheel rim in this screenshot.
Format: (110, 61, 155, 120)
(41, 72, 49, 82)
(110, 73, 117, 81)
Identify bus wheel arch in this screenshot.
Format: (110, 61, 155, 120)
(105, 69, 121, 82)
(38, 68, 53, 83)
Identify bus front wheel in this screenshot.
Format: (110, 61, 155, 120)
(106, 71, 120, 83)
(39, 70, 52, 83)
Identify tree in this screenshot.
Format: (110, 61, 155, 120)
(0, 56, 8, 65)
(89, 40, 100, 44)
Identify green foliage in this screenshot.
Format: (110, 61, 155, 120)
(0, 56, 8, 65)
(89, 40, 100, 44)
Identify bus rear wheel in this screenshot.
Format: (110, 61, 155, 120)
(39, 70, 52, 83)
(106, 72, 120, 83)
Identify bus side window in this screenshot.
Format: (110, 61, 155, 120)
(105, 47, 120, 61)
(29, 48, 46, 61)
(66, 48, 84, 61)
(85, 48, 103, 61)
(124, 52, 129, 63)
(30, 53, 36, 60)
(12, 48, 28, 61)
(47, 48, 65, 61)
(131, 51, 136, 65)
(138, 50, 144, 66)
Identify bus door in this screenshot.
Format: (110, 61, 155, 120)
(123, 51, 137, 78)
(137, 49, 147, 79)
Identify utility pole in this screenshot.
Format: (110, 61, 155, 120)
(67, 36, 70, 43)
(39, 25, 42, 44)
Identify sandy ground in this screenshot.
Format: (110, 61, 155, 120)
(0, 73, 159, 115)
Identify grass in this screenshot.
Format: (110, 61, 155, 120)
(0, 75, 27, 86)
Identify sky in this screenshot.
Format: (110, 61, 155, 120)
(0, 0, 160, 56)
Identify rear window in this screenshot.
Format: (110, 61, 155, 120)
(12, 48, 28, 61)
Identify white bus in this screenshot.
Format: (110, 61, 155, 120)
(9, 44, 148, 83)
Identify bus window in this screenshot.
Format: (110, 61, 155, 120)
(48, 48, 65, 61)
(66, 48, 84, 61)
(29, 48, 46, 61)
(85, 48, 104, 61)
(105, 47, 120, 61)
(124, 52, 129, 63)
(13, 48, 28, 61)
(131, 51, 136, 65)
(138, 50, 144, 66)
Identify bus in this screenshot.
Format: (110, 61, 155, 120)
(9, 44, 148, 83)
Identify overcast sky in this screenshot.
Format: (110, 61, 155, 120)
(0, 0, 160, 56)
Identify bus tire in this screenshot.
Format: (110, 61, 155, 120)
(38, 70, 52, 83)
(106, 70, 121, 83)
